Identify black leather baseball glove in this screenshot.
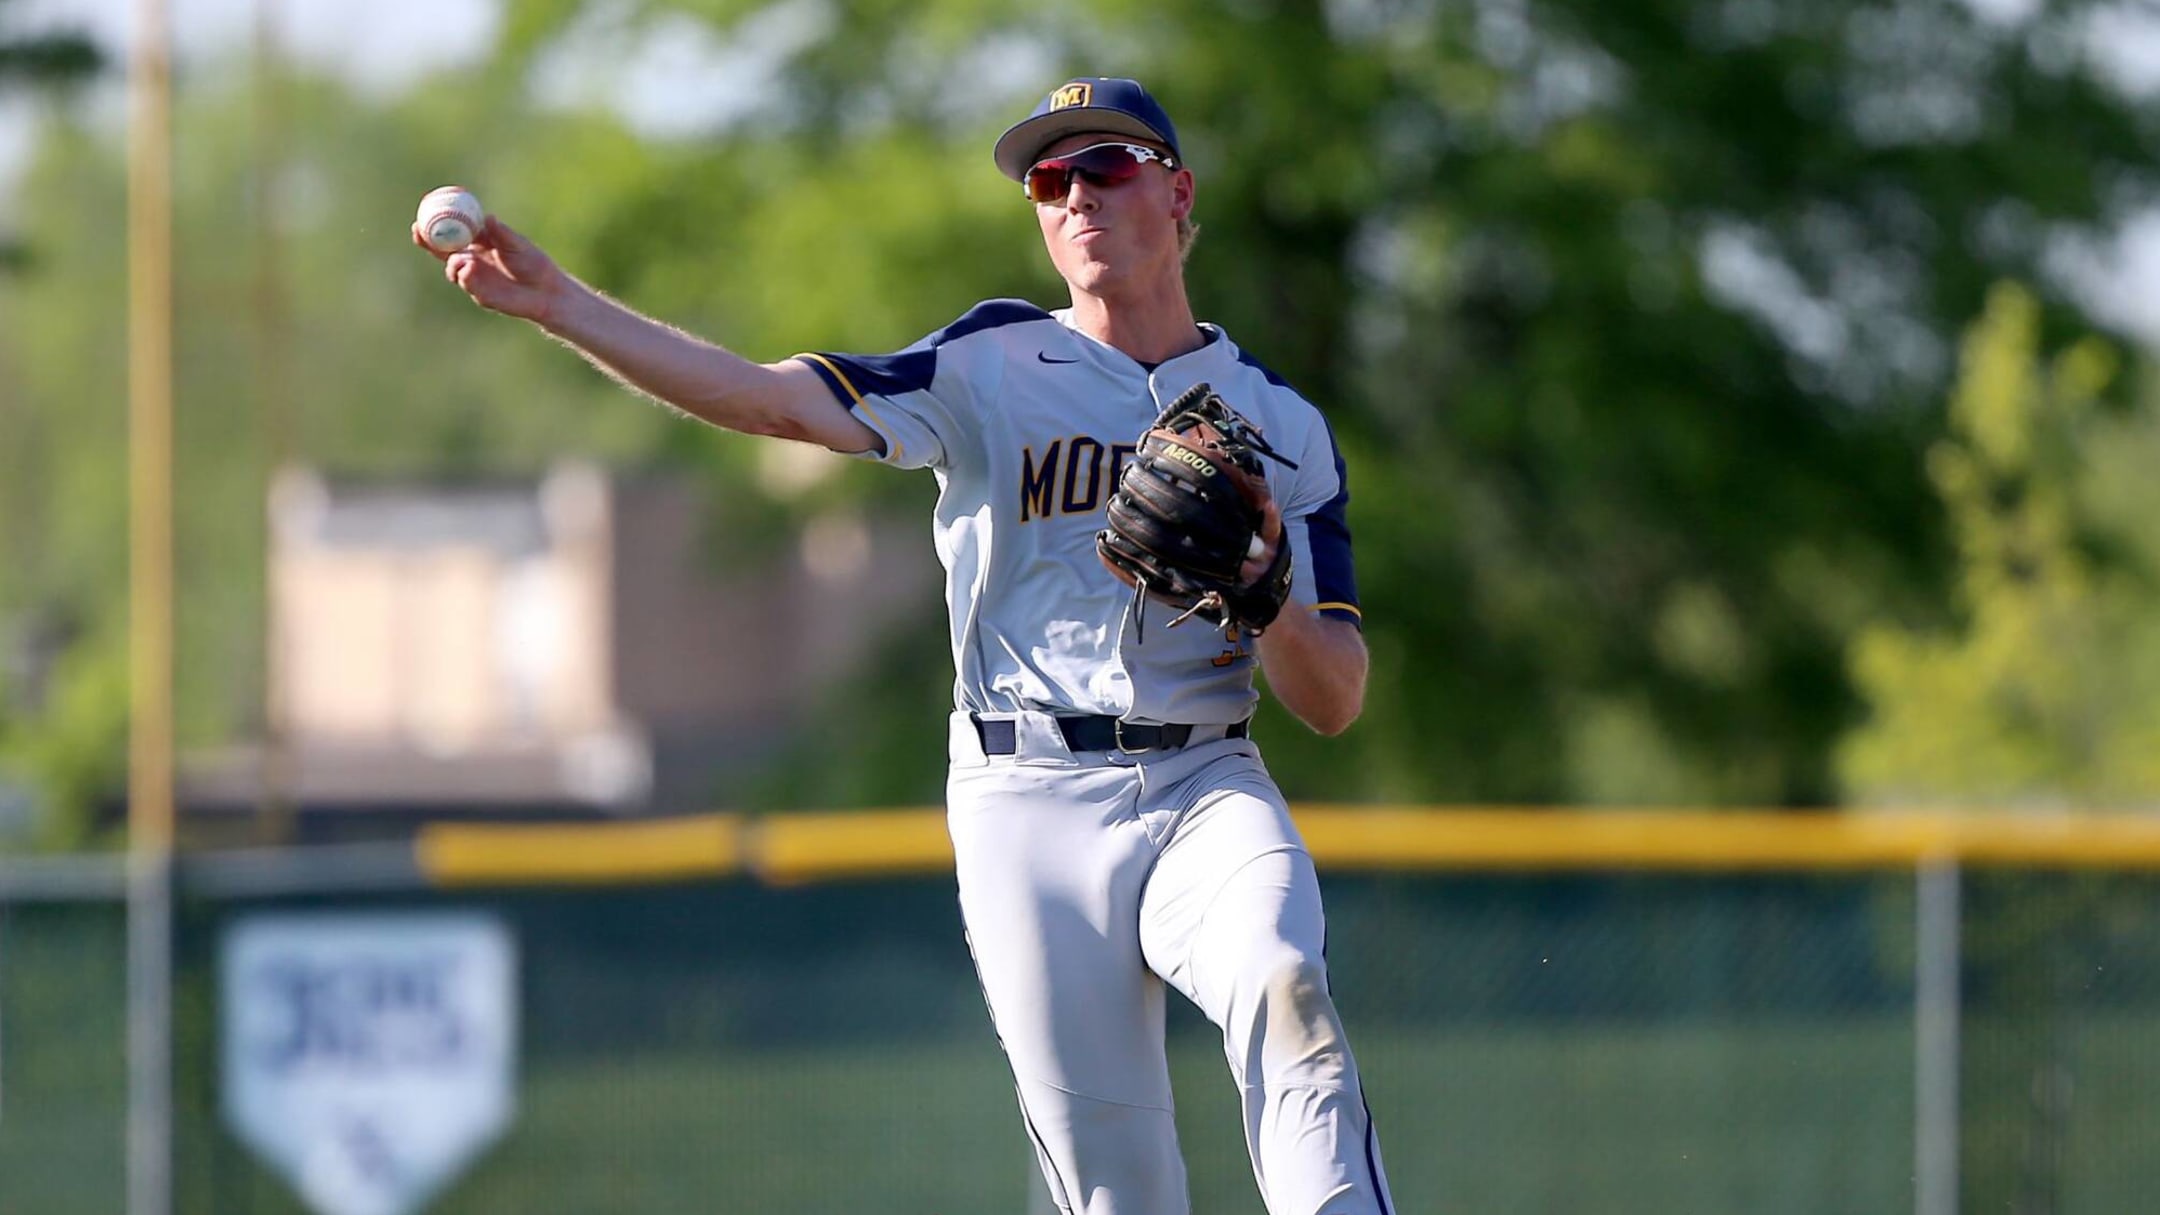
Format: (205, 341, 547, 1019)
(1097, 382, 1298, 637)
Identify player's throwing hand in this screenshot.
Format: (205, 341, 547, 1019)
(411, 215, 564, 325)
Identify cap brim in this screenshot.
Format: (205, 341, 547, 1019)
(993, 110, 1174, 181)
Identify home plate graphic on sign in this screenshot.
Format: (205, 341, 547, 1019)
(221, 912, 518, 1215)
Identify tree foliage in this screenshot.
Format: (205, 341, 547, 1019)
(0, 0, 105, 842)
(0, 0, 99, 270)
(5, 0, 2160, 837)
(485, 0, 2160, 806)
(1840, 283, 2160, 807)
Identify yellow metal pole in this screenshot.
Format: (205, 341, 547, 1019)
(129, 0, 173, 852)
(126, 0, 175, 1212)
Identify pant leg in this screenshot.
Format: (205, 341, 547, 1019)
(947, 759, 1191, 1215)
(1138, 753, 1395, 1215)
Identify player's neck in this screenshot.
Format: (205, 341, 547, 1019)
(1067, 277, 1203, 367)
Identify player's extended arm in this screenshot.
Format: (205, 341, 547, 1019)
(1256, 606, 1367, 735)
(420, 215, 880, 456)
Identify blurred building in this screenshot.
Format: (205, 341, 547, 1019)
(180, 460, 935, 839)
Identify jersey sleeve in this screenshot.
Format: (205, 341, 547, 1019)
(791, 299, 1048, 472)
(1279, 411, 1362, 627)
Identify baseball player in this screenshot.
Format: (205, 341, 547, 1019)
(419, 76, 1392, 1215)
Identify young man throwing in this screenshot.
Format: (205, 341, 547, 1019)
(420, 75, 1393, 1215)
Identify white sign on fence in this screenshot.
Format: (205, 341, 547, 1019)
(221, 912, 518, 1215)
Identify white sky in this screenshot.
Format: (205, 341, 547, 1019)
(4, 0, 498, 91)
(0, 0, 498, 189)
(0, 0, 831, 191)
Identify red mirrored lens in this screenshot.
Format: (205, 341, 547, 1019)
(1024, 145, 1156, 204)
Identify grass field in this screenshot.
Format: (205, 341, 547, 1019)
(111, 1011, 2108, 1215)
(8, 881, 2160, 1214)
(9, 1004, 2160, 1213)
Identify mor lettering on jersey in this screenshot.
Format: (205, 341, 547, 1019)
(1019, 436, 1140, 522)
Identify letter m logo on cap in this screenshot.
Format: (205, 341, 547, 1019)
(1050, 82, 1093, 110)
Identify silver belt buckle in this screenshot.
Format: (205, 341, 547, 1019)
(1113, 719, 1157, 754)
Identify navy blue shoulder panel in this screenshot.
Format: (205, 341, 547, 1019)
(930, 298, 1054, 345)
(1237, 349, 1361, 625)
(1305, 431, 1361, 625)
(801, 299, 1052, 401)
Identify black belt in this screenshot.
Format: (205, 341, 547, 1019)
(974, 714, 1251, 756)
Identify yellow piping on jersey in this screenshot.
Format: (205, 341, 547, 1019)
(798, 352, 905, 465)
(1313, 602, 1362, 618)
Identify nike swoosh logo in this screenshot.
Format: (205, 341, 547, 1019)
(1037, 352, 1079, 364)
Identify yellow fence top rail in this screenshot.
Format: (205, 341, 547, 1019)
(418, 813, 746, 886)
(1291, 807, 2160, 871)
(411, 807, 2160, 887)
(749, 810, 956, 886)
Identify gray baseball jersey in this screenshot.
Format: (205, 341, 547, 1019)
(795, 299, 1360, 726)
(795, 301, 1394, 1215)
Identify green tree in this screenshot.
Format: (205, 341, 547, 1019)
(1835, 283, 2160, 1215)
(1838, 282, 2160, 807)
(485, 0, 2160, 806)
(8, 0, 2160, 836)
(0, 0, 105, 846)
(0, 0, 99, 270)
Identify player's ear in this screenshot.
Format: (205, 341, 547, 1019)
(1169, 168, 1194, 222)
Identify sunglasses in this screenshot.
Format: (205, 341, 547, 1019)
(1023, 142, 1179, 204)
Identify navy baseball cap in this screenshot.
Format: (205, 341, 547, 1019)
(993, 77, 1182, 182)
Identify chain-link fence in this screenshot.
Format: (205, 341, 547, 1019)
(4, 823, 2159, 1215)
(0, 899, 129, 1214)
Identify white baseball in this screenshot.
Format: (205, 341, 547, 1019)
(416, 185, 485, 254)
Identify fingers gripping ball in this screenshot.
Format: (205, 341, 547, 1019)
(1097, 383, 1299, 636)
(416, 186, 485, 254)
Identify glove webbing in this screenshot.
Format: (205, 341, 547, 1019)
(1120, 384, 1299, 644)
